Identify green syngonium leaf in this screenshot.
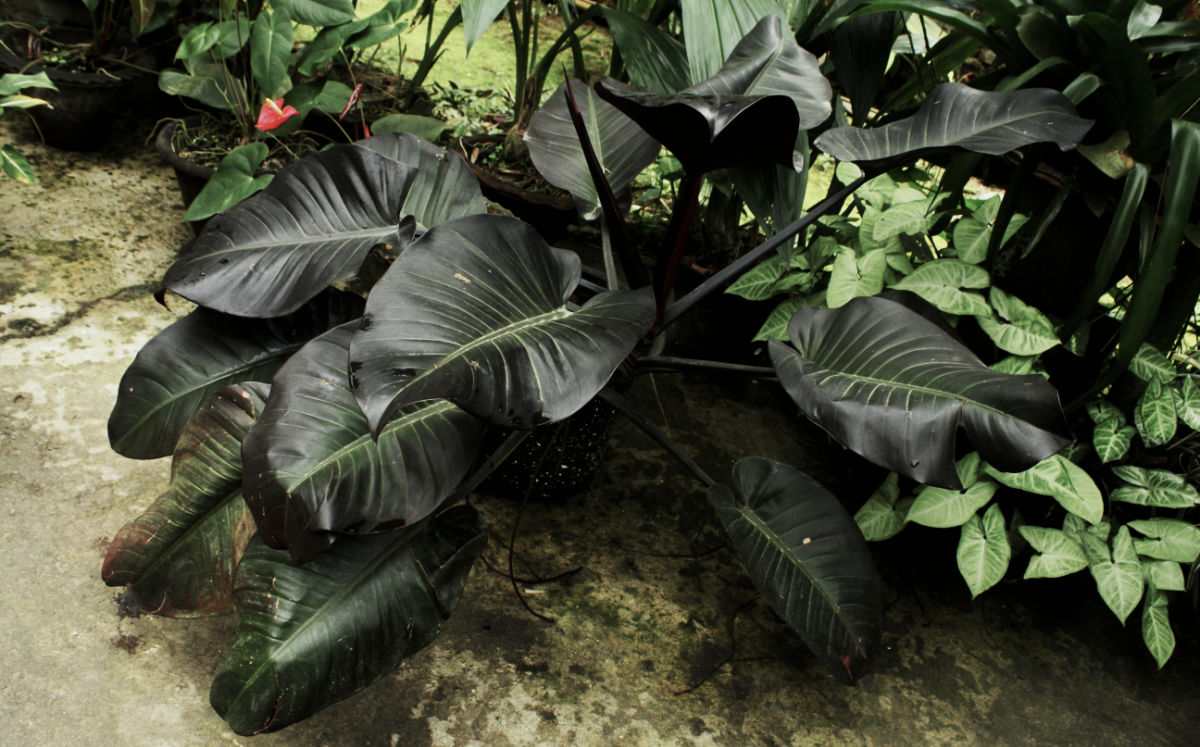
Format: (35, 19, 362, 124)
(985, 455, 1103, 525)
(1093, 418, 1135, 463)
(891, 259, 991, 316)
(1141, 587, 1175, 669)
(210, 505, 486, 735)
(952, 197, 1027, 264)
(1135, 379, 1177, 447)
(1086, 526, 1144, 625)
(242, 323, 486, 562)
(956, 503, 1010, 598)
(1111, 467, 1199, 509)
(978, 287, 1059, 356)
(814, 83, 1092, 162)
(108, 290, 363, 460)
(1127, 519, 1200, 562)
(163, 134, 484, 318)
(102, 383, 267, 615)
(827, 249, 887, 308)
(183, 143, 273, 222)
(1175, 377, 1200, 431)
(350, 215, 655, 432)
(708, 457, 882, 672)
(1129, 343, 1176, 384)
(854, 472, 911, 541)
(1019, 525, 1089, 579)
(596, 15, 831, 173)
(525, 79, 660, 220)
(771, 296, 1069, 489)
(1142, 560, 1186, 592)
(908, 453, 997, 529)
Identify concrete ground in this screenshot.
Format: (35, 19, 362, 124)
(2, 120, 1199, 746)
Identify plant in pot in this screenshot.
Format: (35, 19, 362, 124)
(156, 0, 419, 227)
(1, 70, 56, 182)
(99, 15, 1100, 734)
(0, 0, 172, 151)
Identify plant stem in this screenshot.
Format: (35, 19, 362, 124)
(655, 169, 705, 323)
(409, 7, 462, 96)
(635, 356, 776, 377)
(600, 389, 717, 489)
(660, 171, 873, 330)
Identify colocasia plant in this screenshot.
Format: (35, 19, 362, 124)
(104, 16, 1094, 734)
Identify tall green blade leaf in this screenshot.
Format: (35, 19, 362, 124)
(680, 0, 784, 84)
(770, 296, 1069, 489)
(708, 458, 882, 671)
(243, 324, 486, 562)
(461, 0, 509, 52)
(102, 384, 268, 616)
(210, 505, 486, 735)
(600, 6, 689, 94)
(108, 290, 363, 459)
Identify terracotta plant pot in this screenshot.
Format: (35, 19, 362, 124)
(460, 134, 577, 239)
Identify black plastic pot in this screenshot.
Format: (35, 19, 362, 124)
(460, 134, 577, 239)
(482, 398, 616, 501)
(155, 119, 217, 235)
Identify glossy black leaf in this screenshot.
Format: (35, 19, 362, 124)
(102, 383, 268, 616)
(814, 83, 1092, 162)
(108, 289, 363, 459)
(595, 15, 831, 172)
(243, 323, 486, 562)
(769, 296, 1069, 489)
(163, 134, 485, 318)
(350, 214, 655, 431)
(525, 78, 660, 220)
(709, 457, 882, 671)
(210, 505, 485, 735)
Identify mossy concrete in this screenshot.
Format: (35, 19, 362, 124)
(1, 120, 1198, 746)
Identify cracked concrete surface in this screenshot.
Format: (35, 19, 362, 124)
(1, 119, 1198, 746)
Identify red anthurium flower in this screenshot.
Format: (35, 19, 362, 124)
(255, 98, 300, 132)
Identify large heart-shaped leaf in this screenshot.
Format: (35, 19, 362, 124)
(350, 215, 655, 432)
(210, 505, 485, 735)
(1019, 526, 1088, 579)
(708, 457, 882, 671)
(108, 289, 363, 460)
(1086, 525, 1144, 625)
(814, 83, 1093, 162)
(243, 323, 486, 562)
(908, 454, 998, 528)
(163, 134, 485, 318)
(102, 383, 267, 616)
(183, 143, 273, 223)
(769, 296, 1069, 489)
(596, 15, 831, 172)
(525, 79, 659, 220)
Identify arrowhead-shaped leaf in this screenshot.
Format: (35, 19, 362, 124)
(102, 383, 268, 616)
(1141, 587, 1175, 669)
(1135, 379, 1177, 447)
(525, 79, 660, 220)
(350, 215, 655, 431)
(596, 16, 831, 172)
(978, 287, 1059, 356)
(1111, 467, 1199, 509)
(1019, 526, 1089, 579)
(815, 83, 1092, 162)
(769, 296, 1069, 489)
(854, 473, 910, 541)
(956, 504, 1010, 598)
(985, 455, 1104, 525)
(1128, 519, 1200, 562)
(243, 323, 486, 562)
(1093, 419, 1135, 463)
(1088, 526, 1144, 625)
(163, 134, 485, 318)
(891, 259, 991, 317)
(708, 458, 882, 669)
(183, 142, 273, 223)
(108, 289, 363, 459)
(210, 505, 485, 735)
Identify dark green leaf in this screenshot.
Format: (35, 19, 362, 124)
(600, 5, 689, 94)
(210, 505, 486, 735)
(102, 384, 267, 615)
(243, 324, 486, 562)
(276, 0, 355, 27)
(350, 215, 655, 431)
(831, 11, 899, 123)
(770, 296, 1069, 489)
(164, 134, 484, 318)
(183, 143, 273, 223)
(251, 7, 294, 100)
(679, 0, 784, 84)
(596, 16, 831, 172)
(371, 113, 449, 142)
(108, 290, 362, 459)
(708, 458, 882, 670)
(526, 79, 659, 220)
(0, 145, 36, 184)
(815, 83, 1092, 162)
